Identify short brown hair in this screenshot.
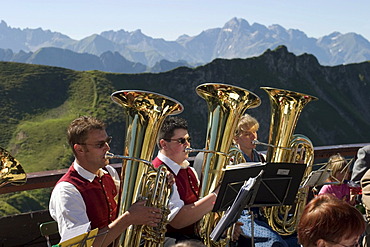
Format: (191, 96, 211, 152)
(67, 116, 106, 152)
(157, 116, 188, 149)
(297, 194, 365, 247)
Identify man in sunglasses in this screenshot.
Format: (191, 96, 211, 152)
(49, 116, 162, 247)
(153, 116, 230, 245)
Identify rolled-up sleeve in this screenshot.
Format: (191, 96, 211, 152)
(49, 182, 90, 242)
(167, 183, 185, 222)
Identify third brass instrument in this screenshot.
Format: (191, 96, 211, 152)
(110, 90, 183, 247)
(0, 147, 27, 187)
(259, 87, 318, 236)
(195, 83, 261, 246)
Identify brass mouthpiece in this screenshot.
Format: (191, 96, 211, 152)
(252, 140, 292, 150)
(105, 152, 152, 166)
(252, 140, 272, 146)
(184, 148, 229, 157)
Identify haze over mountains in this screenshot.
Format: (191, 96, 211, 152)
(1, 17, 370, 73)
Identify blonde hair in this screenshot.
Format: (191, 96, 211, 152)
(328, 154, 348, 182)
(234, 114, 259, 137)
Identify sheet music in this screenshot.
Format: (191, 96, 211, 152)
(59, 227, 99, 247)
(210, 175, 260, 241)
(301, 169, 331, 188)
(225, 162, 264, 170)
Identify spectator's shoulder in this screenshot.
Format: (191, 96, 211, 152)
(362, 145, 370, 152)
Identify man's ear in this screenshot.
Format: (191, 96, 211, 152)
(159, 139, 167, 150)
(316, 239, 327, 247)
(74, 144, 84, 154)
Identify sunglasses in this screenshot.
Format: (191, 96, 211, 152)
(164, 137, 191, 144)
(78, 136, 112, 149)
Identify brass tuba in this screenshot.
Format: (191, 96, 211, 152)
(110, 90, 183, 247)
(195, 83, 261, 246)
(0, 147, 27, 187)
(259, 87, 318, 236)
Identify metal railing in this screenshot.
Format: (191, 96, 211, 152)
(1, 143, 369, 195)
(0, 143, 368, 247)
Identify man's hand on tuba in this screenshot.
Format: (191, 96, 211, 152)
(231, 221, 244, 242)
(166, 172, 175, 187)
(127, 200, 163, 227)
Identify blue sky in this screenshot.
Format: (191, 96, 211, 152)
(1, 0, 370, 41)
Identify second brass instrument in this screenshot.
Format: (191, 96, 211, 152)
(195, 83, 261, 246)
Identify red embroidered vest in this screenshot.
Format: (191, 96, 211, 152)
(58, 164, 118, 230)
(152, 157, 199, 235)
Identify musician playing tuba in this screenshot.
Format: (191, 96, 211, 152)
(231, 114, 291, 247)
(49, 116, 163, 247)
(152, 116, 243, 246)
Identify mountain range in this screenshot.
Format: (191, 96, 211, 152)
(1, 18, 370, 73)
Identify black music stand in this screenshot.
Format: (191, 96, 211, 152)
(213, 162, 307, 212)
(211, 162, 307, 245)
(210, 170, 264, 242)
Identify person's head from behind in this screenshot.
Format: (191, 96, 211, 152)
(297, 194, 365, 247)
(233, 114, 259, 151)
(327, 154, 349, 182)
(171, 240, 206, 247)
(157, 116, 190, 163)
(67, 116, 111, 170)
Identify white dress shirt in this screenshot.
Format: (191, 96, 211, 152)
(49, 160, 120, 242)
(156, 151, 200, 221)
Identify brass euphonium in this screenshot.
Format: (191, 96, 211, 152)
(195, 83, 261, 246)
(110, 90, 183, 247)
(0, 147, 27, 187)
(259, 87, 318, 236)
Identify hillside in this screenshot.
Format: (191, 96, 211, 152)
(1, 45, 370, 175)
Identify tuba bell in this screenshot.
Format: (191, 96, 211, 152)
(0, 147, 27, 187)
(259, 87, 318, 236)
(195, 83, 261, 246)
(110, 90, 183, 247)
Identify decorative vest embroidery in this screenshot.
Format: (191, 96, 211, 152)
(58, 165, 118, 230)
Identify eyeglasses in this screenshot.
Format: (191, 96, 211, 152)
(78, 136, 112, 149)
(164, 137, 191, 144)
(327, 240, 360, 247)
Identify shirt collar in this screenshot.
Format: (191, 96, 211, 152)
(243, 149, 261, 162)
(157, 151, 190, 175)
(73, 160, 108, 182)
